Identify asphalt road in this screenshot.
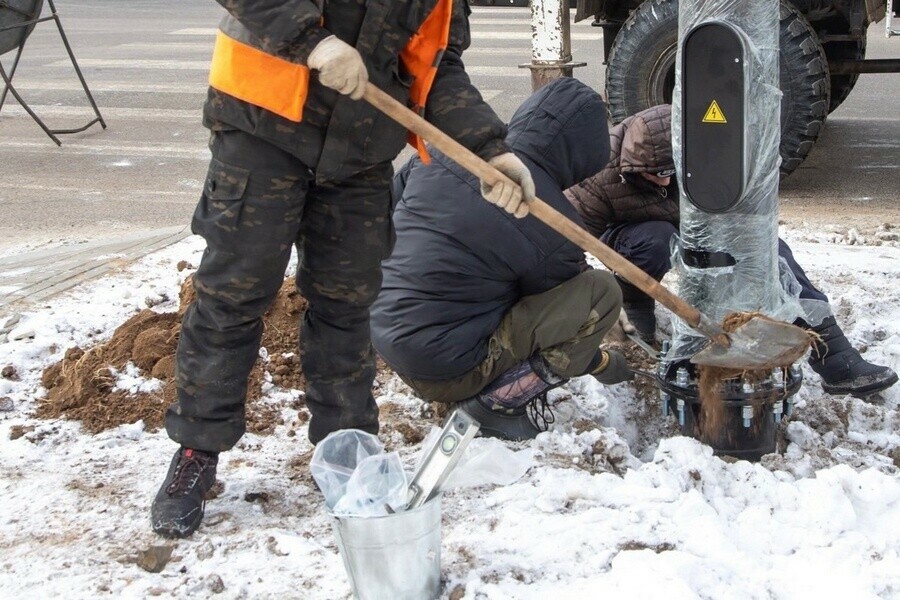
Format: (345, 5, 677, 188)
(0, 1, 897, 255)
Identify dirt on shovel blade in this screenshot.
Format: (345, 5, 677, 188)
(695, 311, 814, 445)
(691, 312, 812, 370)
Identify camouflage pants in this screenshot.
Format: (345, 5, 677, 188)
(167, 130, 393, 451)
(401, 269, 622, 404)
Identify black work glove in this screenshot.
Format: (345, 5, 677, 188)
(592, 350, 634, 385)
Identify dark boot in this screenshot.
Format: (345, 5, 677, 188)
(151, 447, 218, 539)
(619, 279, 656, 343)
(457, 357, 565, 441)
(807, 317, 898, 398)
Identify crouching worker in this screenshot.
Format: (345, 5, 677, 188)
(565, 104, 898, 398)
(371, 78, 633, 441)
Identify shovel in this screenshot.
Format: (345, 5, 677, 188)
(362, 84, 810, 370)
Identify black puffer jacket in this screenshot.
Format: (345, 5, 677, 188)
(204, 0, 508, 183)
(564, 105, 677, 237)
(371, 78, 610, 381)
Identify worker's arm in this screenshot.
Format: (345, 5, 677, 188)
(214, 0, 331, 61)
(563, 180, 616, 239)
(424, 0, 510, 162)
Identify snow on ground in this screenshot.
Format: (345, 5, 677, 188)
(0, 234, 898, 599)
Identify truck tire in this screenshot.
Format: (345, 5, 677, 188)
(605, 0, 830, 177)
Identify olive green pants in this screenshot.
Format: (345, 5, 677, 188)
(401, 269, 622, 403)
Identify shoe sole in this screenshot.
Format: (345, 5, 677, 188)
(822, 371, 899, 398)
(151, 504, 205, 539)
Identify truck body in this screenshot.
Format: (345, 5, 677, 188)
(575, 0, 899, 174)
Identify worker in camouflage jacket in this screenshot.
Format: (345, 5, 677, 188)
(565, 104, 897, 401)
(152, 0, 537, 539)
(372, 78, 633, 442)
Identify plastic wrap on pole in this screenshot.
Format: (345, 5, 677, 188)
(669, 0, 809, 360)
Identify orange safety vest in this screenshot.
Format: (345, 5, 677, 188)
(208, 0, 453, 163)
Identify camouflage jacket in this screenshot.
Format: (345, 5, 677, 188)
(564, 104, 678, 236)
(205, 0, 509, 183)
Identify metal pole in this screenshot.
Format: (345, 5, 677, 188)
(520, 0, 585, 91)
(670, 0, 790, 358)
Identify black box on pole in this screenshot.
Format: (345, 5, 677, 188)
(682, 22, 746, 213)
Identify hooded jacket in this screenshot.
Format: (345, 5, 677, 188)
(564, 104, 678, 238)
(371, 77, 610, 381)
(203, 0, 508, 183)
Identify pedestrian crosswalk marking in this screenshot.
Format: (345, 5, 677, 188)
(168, 27, 599, 41)
(47, 59, 211, 70)
(702, 100, 727, 124)
(14, 80, 206, 93)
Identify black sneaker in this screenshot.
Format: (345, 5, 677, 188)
(808, 317, 899, 398)
(151, 447, 218, 539)
(457, 394, 554, 442)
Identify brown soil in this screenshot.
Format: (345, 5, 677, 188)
(36, 273, 394, 435)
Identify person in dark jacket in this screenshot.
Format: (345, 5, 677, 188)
(152, 0, 538, 539)
(372, 78, 633, 441)
(565, 104, 897, 399)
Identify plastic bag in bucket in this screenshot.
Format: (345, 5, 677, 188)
(310, 429, 384, 509)
(332, 451, 408, 517)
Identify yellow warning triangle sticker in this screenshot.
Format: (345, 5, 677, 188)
(702, 100, 727, 123)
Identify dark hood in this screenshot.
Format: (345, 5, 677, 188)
(505, 77, 610, 191)
(618, 104, 673, 174)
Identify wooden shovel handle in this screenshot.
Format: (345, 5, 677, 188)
(363, 84, 727, 345)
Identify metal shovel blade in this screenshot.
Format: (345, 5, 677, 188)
(690, 316, 811, 369)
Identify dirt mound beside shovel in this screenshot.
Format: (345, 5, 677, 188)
(38, 275, 316, 434)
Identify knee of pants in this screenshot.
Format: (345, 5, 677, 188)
(587, 270, 623, 330)
(190, 274, 281, 330)
(616, 221, 676, 280)
(297, 261, 382, 307)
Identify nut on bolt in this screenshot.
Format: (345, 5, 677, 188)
(676, 367, 689, 387)
(771, 368, 784, 387)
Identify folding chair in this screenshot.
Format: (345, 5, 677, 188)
(0, 0, 106, 145)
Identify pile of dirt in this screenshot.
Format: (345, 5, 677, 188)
(37, 274, 330, 434)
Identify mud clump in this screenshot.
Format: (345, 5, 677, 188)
(38, 276, 322, 434)
(37, 308, 178, 433)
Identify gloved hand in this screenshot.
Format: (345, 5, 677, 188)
(592, 349, 634, 385)
(480, 153, 535, 219)
(308, 35, 368, 100)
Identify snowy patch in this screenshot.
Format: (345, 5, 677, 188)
(112, 362, 164, 395)
(0, 235, 898, 598)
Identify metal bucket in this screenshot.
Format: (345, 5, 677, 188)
(331, 495, 442, 600)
